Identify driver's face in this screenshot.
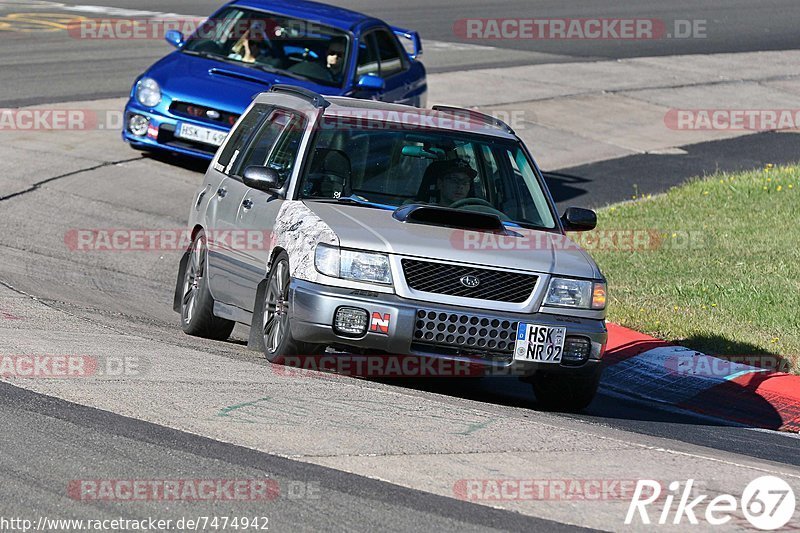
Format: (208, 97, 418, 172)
(438, 172, 471, 204)
(327, 46, 344, 69)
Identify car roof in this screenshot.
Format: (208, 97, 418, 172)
(229, 0, 379, 31)
(323, 97, 518, 139)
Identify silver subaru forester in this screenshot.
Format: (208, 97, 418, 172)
(175, 85, 608, 411)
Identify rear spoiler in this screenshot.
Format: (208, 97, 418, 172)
(391, 26, 423, 59)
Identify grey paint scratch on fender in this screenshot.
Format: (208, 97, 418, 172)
(274, 201, 338, 282)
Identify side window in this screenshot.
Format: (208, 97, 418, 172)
(233, 109, 293, 177)
(502, 147, 555, 228)
(265, 115, 306, 186)
(356, 33, 379, 78)
(374, 29, 406, 77)
(215, 104, 271, 174)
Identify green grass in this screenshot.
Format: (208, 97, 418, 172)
(589, 163, 800, 372)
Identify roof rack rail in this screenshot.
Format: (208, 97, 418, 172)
(270, 85, 330, 109)
(431, 105, 514, 134)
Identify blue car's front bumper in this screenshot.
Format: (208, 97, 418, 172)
(121, 100, 233, 161)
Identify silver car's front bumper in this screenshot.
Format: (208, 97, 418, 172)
(289, 279, 607, 376)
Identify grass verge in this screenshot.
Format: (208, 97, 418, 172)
(588, 163, 799, 372)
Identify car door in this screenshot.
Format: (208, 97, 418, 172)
(227, 108, 308, 310)
(352, 29, 413, 104)
(204, 104, 273, 305)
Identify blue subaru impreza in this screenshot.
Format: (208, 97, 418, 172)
(122, 0, 427, 159)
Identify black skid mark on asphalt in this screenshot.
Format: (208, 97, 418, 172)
(0, 156, 142, 202)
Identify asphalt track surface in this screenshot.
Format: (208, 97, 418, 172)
(0, 383, 586, 532)
(3, 0, 800, 106)
(2, 1, 800, 531)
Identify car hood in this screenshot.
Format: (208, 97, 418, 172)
(145, 52, 338, 114)
(303, 202, 602, 279)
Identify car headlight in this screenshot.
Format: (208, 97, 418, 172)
(135, 77, 162, 108)
(545, 277, 607, 310)
(315, 244, 392, 285)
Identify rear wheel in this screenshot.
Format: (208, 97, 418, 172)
(530, 369, 602, 412)
(261, 252, 321, 363)
(180, 231, 235, 340)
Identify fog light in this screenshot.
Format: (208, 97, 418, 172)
(334, 307, 368, 337)
(128, 114, 149, 136)
(562, 336, 591, 363)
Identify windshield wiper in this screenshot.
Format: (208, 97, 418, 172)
(306, 196, 395, 211)
(181, 49, 223, 60)
(512, 221, 553, 231)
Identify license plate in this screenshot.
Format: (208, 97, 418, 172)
(176, 122, 227, 147)
(513, 323, 566, 363)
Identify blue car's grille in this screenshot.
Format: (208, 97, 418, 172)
(170, 102, 239, 127)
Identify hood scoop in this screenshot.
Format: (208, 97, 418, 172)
(208, 68, 272, 87)
(393, 204, 506, 232)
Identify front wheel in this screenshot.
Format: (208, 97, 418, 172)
(530, 369, 602, 412)
(260, 252, 321, 363)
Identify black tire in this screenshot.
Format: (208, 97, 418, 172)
(179, 231, 235, 340)
(530, 369, 602, 412)
(259, 251, 319, 364)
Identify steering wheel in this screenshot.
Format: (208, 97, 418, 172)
(448, 197, 509, 220)
(449, 197, 495, 209)
(287, 48, 319, 62)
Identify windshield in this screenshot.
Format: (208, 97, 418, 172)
(183, 7, 350, 88)
(300, 119, 557, 229)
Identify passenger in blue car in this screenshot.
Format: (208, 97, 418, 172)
(229, 18, 281, 64)
(230, 28, 261, 63)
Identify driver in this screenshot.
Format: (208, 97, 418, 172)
(326, 38, 346, 82)
(436, 159, 477, 206)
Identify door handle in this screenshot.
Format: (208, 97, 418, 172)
(195, 190, 207, 209)
(217, 187, 227, 198)
(242, 198, 253, 210)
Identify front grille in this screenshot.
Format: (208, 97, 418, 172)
(170, 102, 239, 128)
(402, 259, 537, 303)
(413, 309, 519, 357)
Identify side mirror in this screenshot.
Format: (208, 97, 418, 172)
(561, 207, 597, 232)
(356, 74, 385, 91)
(242, 166, 281, 194)
(165, 30, 185, 48)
